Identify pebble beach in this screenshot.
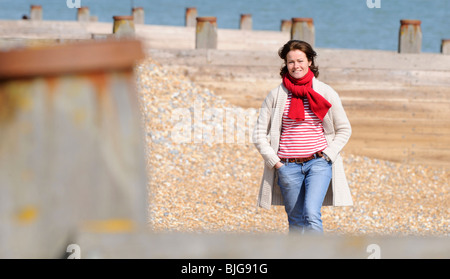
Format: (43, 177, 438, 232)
(137, 57, 449, 236)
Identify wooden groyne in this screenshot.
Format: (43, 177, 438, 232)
(1, 16, 449, 167)
(9, 5, 447, 53)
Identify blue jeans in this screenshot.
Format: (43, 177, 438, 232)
(277, 157, 332, 234)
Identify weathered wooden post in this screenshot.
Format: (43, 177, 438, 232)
(132, 7, 145, 25)
(440, 39, 450, 55)
(185, 7, 197, 27)
(0, 39, 147, 258)
(240, 14, 252, 30)
(398, 19, 422, 53)
(280, 20, 292, 33)
(113, 16, 135, 37)
(291, 18, 315, 47)
(30, 5, 42, 21)
(196, 17, 218, 49)
(77, 6, 90, 22)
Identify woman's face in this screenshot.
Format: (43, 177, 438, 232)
(286, 49, 312, 79)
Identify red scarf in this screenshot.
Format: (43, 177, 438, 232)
(282, 70, 331, 121)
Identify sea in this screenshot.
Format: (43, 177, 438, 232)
(0, 0, 448, 53)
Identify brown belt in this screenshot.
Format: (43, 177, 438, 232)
(280, 151, 324, 164)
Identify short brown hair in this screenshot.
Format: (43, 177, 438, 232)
(278, 40, 319, 78)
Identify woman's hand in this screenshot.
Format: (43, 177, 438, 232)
(274, 161, 284, 169)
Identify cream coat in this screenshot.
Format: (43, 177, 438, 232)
(253, 77, 353, 209)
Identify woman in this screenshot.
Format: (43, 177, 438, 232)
(253, 40, 353, 234)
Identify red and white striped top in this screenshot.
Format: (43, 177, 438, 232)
(277, 92, 328, 158)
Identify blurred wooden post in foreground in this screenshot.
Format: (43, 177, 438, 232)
(0, 39, 147, 258)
